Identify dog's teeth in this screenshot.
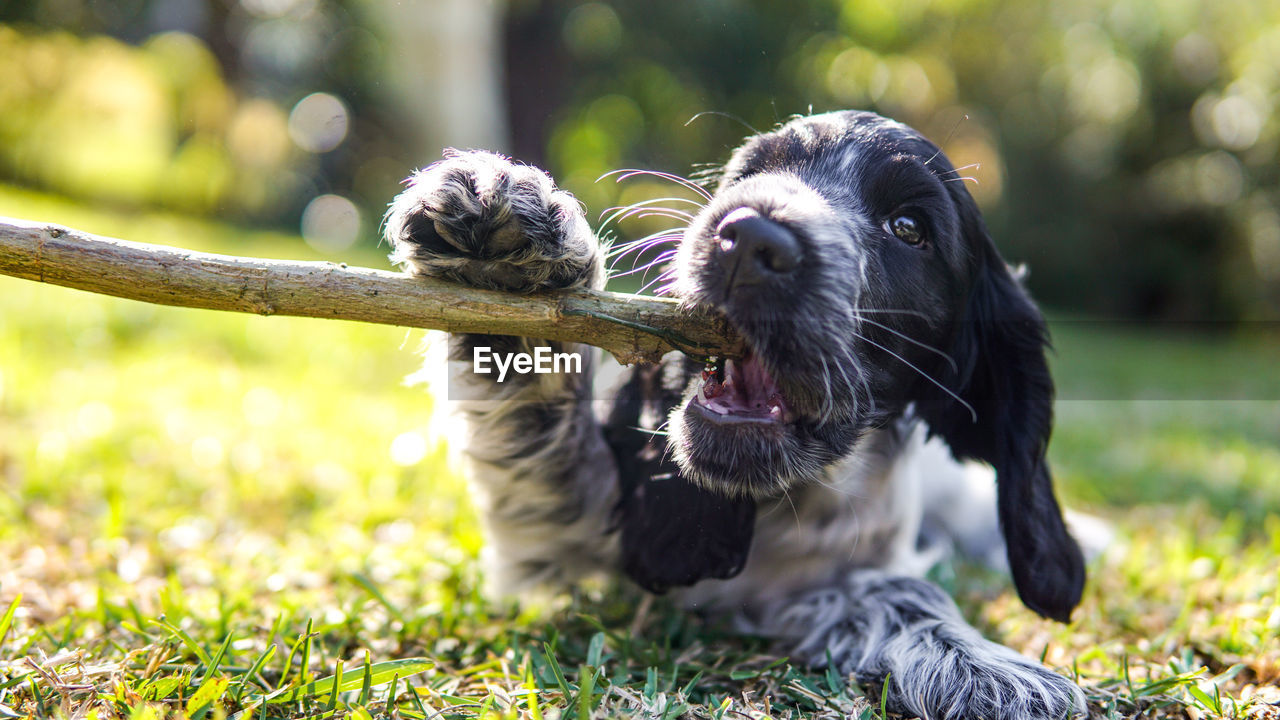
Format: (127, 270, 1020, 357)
(697, 380, 709, 406)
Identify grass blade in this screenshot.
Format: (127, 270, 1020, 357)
(351, 573, 406, 624)
(522, 655, 545, 720)
(577, 664, 595, 720)
(203, 632, 234, 682)
(542, 643, 573, 700)
(358, 651, 373, 706)
(386, 672, 400, 712)
(232, 644, 277, 703)
(245, 658, 433, 705)
(328, 658, 343, 712)
(297, 617, 314, 686)
(0, 595, 20, 648)
(586, 632, 605, 668)
(149, 617, 213, 668)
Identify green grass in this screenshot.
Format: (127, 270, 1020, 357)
(1, 186, 1278, 719)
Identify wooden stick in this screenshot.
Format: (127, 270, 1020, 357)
(0, 216, 744, 365)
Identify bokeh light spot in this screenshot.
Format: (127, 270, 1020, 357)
(228, 98, 290, 167)
(241, 0, 317, 19)
(287, 92, 349, 153)
(242, 386, 283, 427)
(1172, 33, 1219, 86)
(1195, 151, 1244, 206)
(300, 194, 361, 253)
(232, 441, 265, 474)
(389, 431, 428, 467)
(563, 3, 622, 58)
(191, 435, 225, 468)
(1247, 200, 1280, 281)
(76, 402, 115, 438)
(1210, 95, 1262, 151)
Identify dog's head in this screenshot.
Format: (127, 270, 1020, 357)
(658, 110, 1083, 620)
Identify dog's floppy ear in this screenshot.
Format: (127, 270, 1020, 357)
(604, 364, 756, 594)
(616, 472, 756, 593)
(917, 205, 1085, 622)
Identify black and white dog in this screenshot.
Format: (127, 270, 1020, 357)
(385, 110, 1088, 720)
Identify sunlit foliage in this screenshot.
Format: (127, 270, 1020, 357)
(537, 0, 1280, 320)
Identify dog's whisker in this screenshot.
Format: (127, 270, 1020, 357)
(604, 202, 697, 226)
(606, 230, 686, 253)
(619, 209, 695, 224)
(685, 110, 762, 136)
(605, 223, 685, 246)
(923, 113, 969, 167)
(637, 257, 678, 287)
(604, 243, 675, 271)
(826, 333, 873, 421)
(637, 267, 678, 296)
(600, 168, 714, 202)
(815, 354, 836, 429)
(601, 196, 706, 213)
(605, 237, 681, 266)
(859, 361, 877, 418)
(616, 171, 714, 203)
(811, 473, 863, 499)
(605, 231, 683, 262)
(610, 250, 679, 280)
(781, 486, 803, 538)
(629, 426, 670, 437)
(598, 197, 702, 231)
(853, 315, 959, 374)
(854, 331, 977, 423)
(599, 198, 701, 229)
(851, 308, 932, 319)
(605, 233, 682, 259)
(652, 279, 679, 297)
(939, 162, 981, 175)
(829, 343, 864, 425)
(609, 251, 680, 279)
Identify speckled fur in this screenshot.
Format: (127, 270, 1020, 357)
(384, 116, 1089, 719)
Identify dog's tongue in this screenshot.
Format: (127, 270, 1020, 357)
(698, 354, 788, 418)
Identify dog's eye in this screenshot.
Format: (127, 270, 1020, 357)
(886, 215, 925, 246)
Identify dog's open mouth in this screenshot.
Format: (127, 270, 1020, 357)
(691, 353, 791, 424)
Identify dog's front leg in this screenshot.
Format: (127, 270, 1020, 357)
(762, 571, 1086, 720)
(385, 150, 620, 595)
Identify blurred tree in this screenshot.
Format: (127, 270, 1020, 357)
(523, 0, 1280, 322)
(361, 0, 509, 159)
(1, 0, 1277, 321)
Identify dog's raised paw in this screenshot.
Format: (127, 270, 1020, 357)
(384, 149, 600, 292)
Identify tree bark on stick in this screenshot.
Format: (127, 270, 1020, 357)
(0, 217, 744, 365)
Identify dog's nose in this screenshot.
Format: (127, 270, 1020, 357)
(714, 208, 801, 287)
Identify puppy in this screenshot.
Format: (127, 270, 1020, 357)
(385, 110, 1087, 720)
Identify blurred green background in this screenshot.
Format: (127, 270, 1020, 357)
(1, 4, 1278, 717)
(2, 0, 1279, 322)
